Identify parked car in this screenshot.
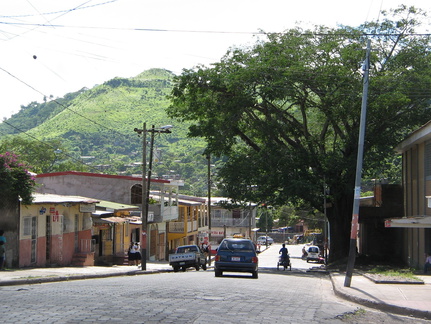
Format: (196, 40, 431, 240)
(257, 236, 274, 245)
(168, 245, 207, 272)
(306, 245, 320, 263)
(214, 238, 259, 278)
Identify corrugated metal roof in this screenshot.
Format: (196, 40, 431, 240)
(32, 193, 99, 204)
(99, 217, 128, 223)
(93, 210, 113, 216)
(92, 215, 142, 224)
(149, 194, 203, 206)
(96, 200, 139, 211)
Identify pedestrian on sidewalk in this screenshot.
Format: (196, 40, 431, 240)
(0, 230, 5, 244)
(0, 230, 6, 269)
(424, 252, 431, 274)
(129, 242, 141, 266)
(128, 242, 136, 266)
(0, 241, 5, 270)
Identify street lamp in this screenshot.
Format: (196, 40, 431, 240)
(134, 123, 172, 270)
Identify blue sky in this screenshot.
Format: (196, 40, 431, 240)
(0, 0, 430, 120)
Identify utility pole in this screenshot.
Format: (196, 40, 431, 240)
(207, 154, 212, 266)
(344, 39, 371, 287)
(134, 123, 172, 271)
(134, 123, 148, 270)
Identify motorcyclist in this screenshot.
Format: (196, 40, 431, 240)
(279, 243, 289, 264)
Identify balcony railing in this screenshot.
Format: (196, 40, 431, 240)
(169, 222, 184, 233)
(211, 218, 252, 227)
(169, 220, 199, 233)
(148, 204, 179, 223)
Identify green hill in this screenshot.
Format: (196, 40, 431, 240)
(0, 68, 211, 196)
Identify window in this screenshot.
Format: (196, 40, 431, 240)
(213, 210, 222, 219)
(232, 209, 241, 219)
(23, 217, 32, 236)
(131, 184, 142, 204)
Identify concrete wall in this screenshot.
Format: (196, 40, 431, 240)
(19, 202, 93, 267)
(36, 172, 172, 206)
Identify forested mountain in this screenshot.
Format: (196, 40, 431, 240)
(0, 68, 212, 196)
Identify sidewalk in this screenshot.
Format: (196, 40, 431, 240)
(1, 262, 431, 320)
(329, 271, 431, 320)
(0, 262, 173, 286)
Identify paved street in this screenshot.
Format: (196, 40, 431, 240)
(1, 243, 429, 323)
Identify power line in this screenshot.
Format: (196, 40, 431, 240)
(0, 65, 131, 139)
(1, 21, 431, 37)
(0, 0, 119, 19)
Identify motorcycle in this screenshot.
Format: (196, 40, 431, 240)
(277, 254, 291, 271)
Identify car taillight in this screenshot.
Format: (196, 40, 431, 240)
(215, 255, 220, 261)
(252, 257, 258, 263)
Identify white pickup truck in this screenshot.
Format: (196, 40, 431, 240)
(169, 245, 207, 272)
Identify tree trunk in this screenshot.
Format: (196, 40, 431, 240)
(327, 194, 354, 264)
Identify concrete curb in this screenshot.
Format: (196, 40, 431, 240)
(359, 272, 424, 285)
(329, 272, 431, 320)
(0, 268, 172, 287)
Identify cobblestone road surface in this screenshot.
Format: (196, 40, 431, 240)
(1, 269, 427, 323)
(1, 243, 429, 323)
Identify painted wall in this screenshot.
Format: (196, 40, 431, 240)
(35, 172, 174, 206)
(19, 202, 93, 267)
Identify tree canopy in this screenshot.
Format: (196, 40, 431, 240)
(0, 136, 88, 174)
(168, 6, 431, 261)
(0, 152, 35, 206)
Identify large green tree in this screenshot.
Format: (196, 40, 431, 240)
(168, 6, 431, 262)
(0, 152, 35, 206)
(0, 136, 88, 174)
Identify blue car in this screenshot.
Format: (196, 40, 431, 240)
(214, 238, 259, 278)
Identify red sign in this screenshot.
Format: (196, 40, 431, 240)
(384, 220, 391, 228)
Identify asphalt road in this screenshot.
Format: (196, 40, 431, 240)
(1, 244, 428, 323)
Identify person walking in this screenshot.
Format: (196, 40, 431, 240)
(130, 242, 141, 267)
(425, 252, 431, 274)
(0, 230, 6, 269)
(0, 241, 5, 270)
(128, 242, 137, 266)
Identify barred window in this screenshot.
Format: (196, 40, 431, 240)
(23, 217, 32, 236)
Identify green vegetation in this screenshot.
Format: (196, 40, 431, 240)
(0, 68, 215, 196)
(167, 6, 431, 262)
(336, 308, 366, 321)
(0, 152, 36, 206)
(1, 8, 431, 264)
(369, 266, 420, 280)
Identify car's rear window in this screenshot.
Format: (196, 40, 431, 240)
(177, 246, 198, 253)
(219, 240, 254, 251)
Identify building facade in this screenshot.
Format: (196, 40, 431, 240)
(35, 171, 183, 261)
(19, 193, 98, 267)
(386, 121, 431, 268)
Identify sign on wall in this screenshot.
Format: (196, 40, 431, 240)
(80, 204, 96, 213)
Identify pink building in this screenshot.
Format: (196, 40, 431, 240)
(19, 193, 99, 267)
